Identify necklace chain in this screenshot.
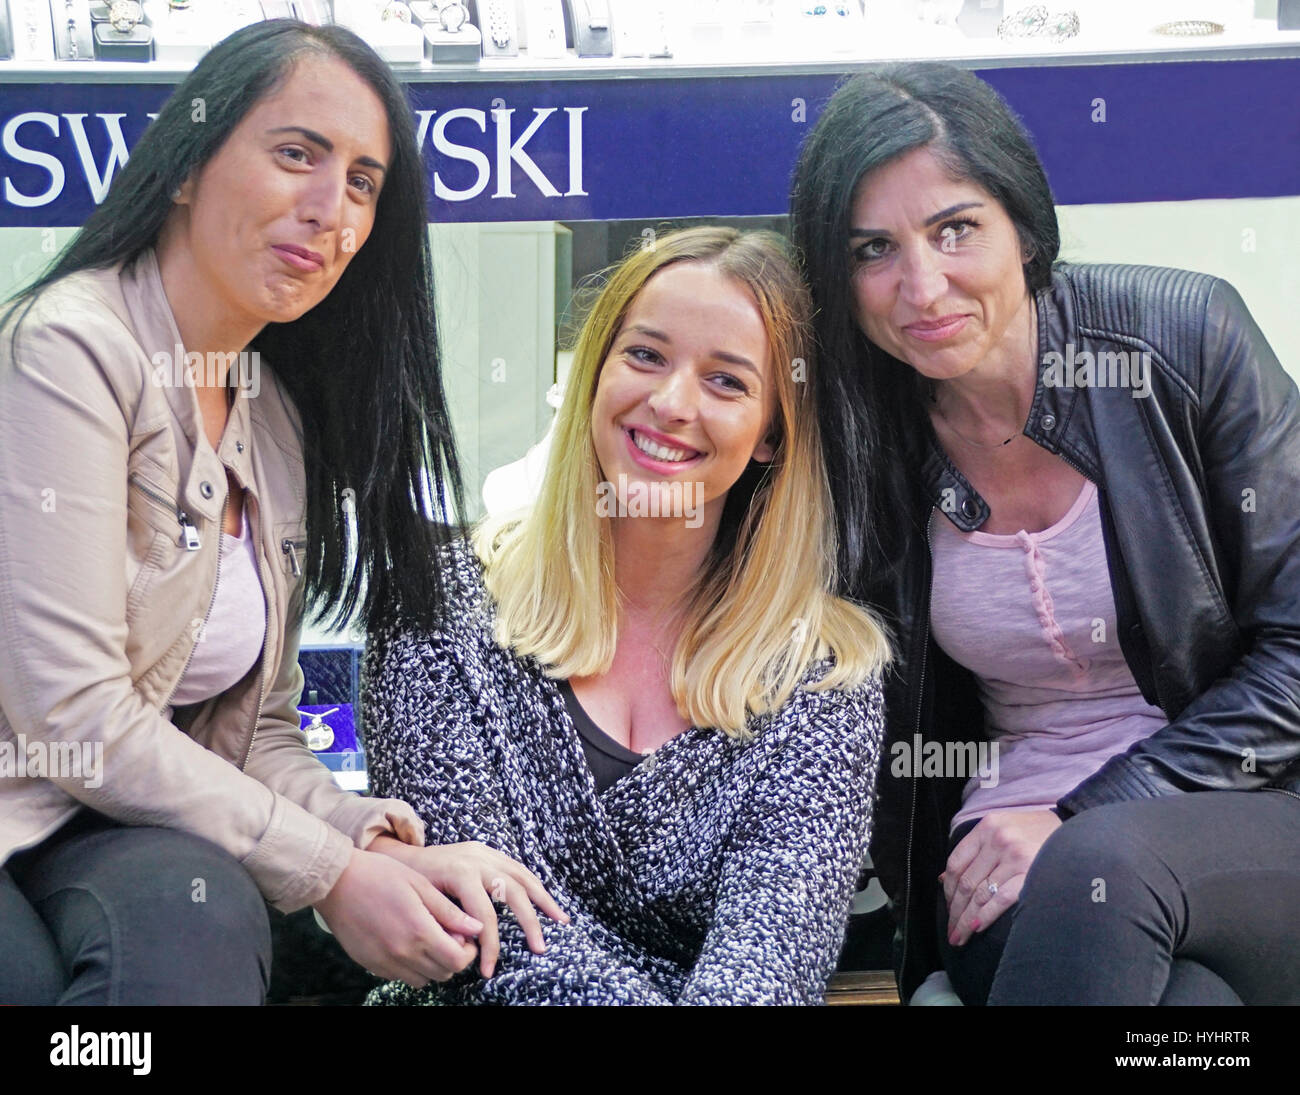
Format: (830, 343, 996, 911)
(932, 406, 1019, 449)
(928, 302, 1037, 451)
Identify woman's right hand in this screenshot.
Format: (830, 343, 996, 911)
(314, 848, 483, 988)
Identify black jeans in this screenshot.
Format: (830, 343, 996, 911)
(938, 790, 1300, 1005)
(0, 808, 271, 1005)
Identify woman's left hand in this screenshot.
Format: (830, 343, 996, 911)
(368, 835, 570, 978)
(941, 810, 1061, 947)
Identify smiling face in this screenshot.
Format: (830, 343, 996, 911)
(170, 53, 390, 329)
(847, 145, 1034, 382)
(590, 261, 776, 525)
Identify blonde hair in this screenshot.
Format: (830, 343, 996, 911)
(474, 226, 890, 737)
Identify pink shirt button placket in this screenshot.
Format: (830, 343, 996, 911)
(1018, 531, 1089, 675)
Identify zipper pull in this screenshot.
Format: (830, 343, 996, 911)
(282, 538, 302, 578)
(178, 511, 201, 551)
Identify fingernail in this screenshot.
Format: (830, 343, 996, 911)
(464, 917, 483, 930)
(972, 919, 981, 931)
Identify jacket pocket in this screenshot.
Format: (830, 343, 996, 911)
(124, 473, 213, 673)
(128, 472, 201, 551)
(278, 533, 308, 580)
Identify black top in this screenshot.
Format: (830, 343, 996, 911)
(558, 679, 643, 793)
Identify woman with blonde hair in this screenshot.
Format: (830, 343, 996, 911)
(363, 225, 890, 1005)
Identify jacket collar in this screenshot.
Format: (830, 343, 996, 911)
(119, 247, 257, 521)
(918, 268, 1101, 532)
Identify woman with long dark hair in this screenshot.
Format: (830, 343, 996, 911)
(0, 20, 562, 1005)
(791, 63, 1300, 1006)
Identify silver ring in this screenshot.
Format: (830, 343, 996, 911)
(439, 1, 468, 33)
(986, 880, 999, 896)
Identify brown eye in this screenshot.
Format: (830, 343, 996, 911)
(853, 239, 891, 263)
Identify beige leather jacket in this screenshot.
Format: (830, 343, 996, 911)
(0, 248, 423, 911)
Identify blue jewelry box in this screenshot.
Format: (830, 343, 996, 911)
(298, 644, 368, 793)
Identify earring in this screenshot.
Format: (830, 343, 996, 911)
(170, 186, 182, 201)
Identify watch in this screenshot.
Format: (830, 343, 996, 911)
(486, 6, 512, 47)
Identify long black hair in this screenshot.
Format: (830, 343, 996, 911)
(5, 19, 466, 632)
(790, 62, 1060, 594)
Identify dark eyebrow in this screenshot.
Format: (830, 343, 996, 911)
(266, 125, 387, 175)
(848, 201, 985, 238)
(623, 325, 760, 377)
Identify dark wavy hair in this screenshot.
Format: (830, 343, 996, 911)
(4, 19, 466, 632)
(790, 62, 1060, 593)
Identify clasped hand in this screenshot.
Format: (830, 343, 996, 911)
(315, 837, 569, 989)
(941, 809, 1060, 947)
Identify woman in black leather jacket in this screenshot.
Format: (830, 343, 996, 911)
(791, 63, 1300, 1005)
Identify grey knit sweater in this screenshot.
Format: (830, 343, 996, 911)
(361, 542, 885, 1005)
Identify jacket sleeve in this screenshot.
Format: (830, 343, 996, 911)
(677, 677, 885, 1005)
(240, 605, 425, 854)
(0, 310, 352, 912)
(1060, 278, 1300, 813)
(362, 619, 678, 1005)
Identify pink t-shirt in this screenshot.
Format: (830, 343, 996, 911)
(170, 507, 268, 707)
(929, 480, 1166, 833)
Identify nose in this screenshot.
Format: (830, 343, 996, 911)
(646, 366, 697, 424)
(297, 166, 347, 238)
(897, 242, 948, 311)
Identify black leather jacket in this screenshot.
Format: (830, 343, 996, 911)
(862, 264, 1300, 1003)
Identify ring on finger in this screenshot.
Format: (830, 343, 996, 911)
(985, 879, 999, 897)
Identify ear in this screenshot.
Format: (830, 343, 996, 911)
(751, 431, 777, 464)
(171, 174, 196, 205)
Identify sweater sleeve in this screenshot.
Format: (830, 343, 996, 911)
(676, 676, 886, 1005)
(369, 914, 677, 1006)
(362, 612, 679, 1005)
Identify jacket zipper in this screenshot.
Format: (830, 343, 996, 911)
(130, 473, 201, 551)
(281, 537, 306, 579)
(1093, 480, 1160, 708)
(901, 444, 1095, 992)
(899, 508, 933, 999)
(240, 496, 276, 771)
(901, 435, 1114, 991)
(160, 494, 225, 712)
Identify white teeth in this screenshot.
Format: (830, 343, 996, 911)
(632, 430, 694, 463)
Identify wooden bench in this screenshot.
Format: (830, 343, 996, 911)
(825, 970, 901, 1006)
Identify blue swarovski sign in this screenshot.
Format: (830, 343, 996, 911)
(0, 58, 1296, 228)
